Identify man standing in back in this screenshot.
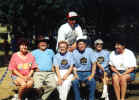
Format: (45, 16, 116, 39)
(57, 11, 86, 52)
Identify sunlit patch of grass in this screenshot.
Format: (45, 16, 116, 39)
(0, 67, 17, 99)
(0, 50, 4, 55)
(0, 50, 13, 56)
(0, 39, 4, 43)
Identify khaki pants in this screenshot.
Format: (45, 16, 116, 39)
(33, 72, 56, 100)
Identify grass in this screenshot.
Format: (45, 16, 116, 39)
(0, 67, 17, 100)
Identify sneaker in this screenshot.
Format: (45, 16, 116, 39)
(101, 85, 108, 98)
(101, 88, 107, 98)
(105, 93, 109, 100)
(12, 94, 18, 100)
(101, 90, 109, 100)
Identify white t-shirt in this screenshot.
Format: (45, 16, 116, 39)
(109, 48, 136, 70)
(57, 23, 85, 47)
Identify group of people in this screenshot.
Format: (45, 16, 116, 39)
(8, 11, 137, 100)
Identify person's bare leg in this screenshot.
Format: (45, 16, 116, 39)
(112, 74, 120, 100)
(120, 74, 130, 100)
(102, 72, 109, 85)
(18, 84, 27, 100)
(14, 77, 27, 100)
(101, 73, 109, 99)
(102, 77, 107, 85)
(26, 78, 34, 88)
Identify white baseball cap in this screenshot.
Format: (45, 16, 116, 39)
(67, 11, 78, 18)
(94, 39, 104, 44)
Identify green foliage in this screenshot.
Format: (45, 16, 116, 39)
(0, 0, 89, 35)
(0, 0, 65, 34)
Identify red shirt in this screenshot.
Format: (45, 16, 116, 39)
(8, 52, 37, 76)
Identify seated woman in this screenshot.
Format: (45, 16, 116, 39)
(53, 41, 74, 100)
(109, 40, 136, 100)
(8, 39, 37, 100)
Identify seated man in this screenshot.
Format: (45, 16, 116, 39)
(109, 40, 136, 100)
(93, 39, 110, 100)
(72, 39, 96, 100)
(32, 39, 57, 100)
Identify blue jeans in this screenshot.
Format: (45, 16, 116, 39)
(72, 72, 96, 100)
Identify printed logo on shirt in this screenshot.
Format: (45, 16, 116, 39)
(65, 30, 77, 45)
(61, 59, 68, 66)
(28, 63, 32, 67)
(17, 63, 32, 70)
(80, 57, 87, 65)
(17, 64, 22, 70)
(97, 56, 104, 64)
(120, 64, 124, 68)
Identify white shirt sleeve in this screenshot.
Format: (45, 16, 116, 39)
(56, 25, 66, 49)
(76, 25, 85, 40)
(128, 51, 137, 68)
(57, 26, 66, 43)
(109, 52, 114, 66)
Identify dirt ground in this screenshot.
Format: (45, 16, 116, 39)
(0, 67, 139, 100)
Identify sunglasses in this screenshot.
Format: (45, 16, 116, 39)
(96, 43, 103, 45)
(69, 17, 78, 21)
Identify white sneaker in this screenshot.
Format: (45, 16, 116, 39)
(101, 87, 107, 98)
(105, 93, 109, 100)
(101, 91, 107, 98)
(11, 94, 18, 100)
(25, 98, 28, 100)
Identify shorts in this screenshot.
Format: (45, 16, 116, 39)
(95, 70, 111, 81)
(11, 75, 17, 80)
(112, 70, 136, 81)
(11, 75, 18, 85)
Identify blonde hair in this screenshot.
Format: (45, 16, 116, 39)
(58, 41, 68, 48)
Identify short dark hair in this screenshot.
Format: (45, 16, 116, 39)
(115, 39, 126, 46)
(76, 39, 87, 45)
(37, 39, 49, 45)
(17, 38, 29, 47)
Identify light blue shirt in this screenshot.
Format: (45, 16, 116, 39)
(32, 49, 54, 71)
(72, 48, 95, 71)
(53, 52, 74, 70)
(93, 49, 109, 72)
